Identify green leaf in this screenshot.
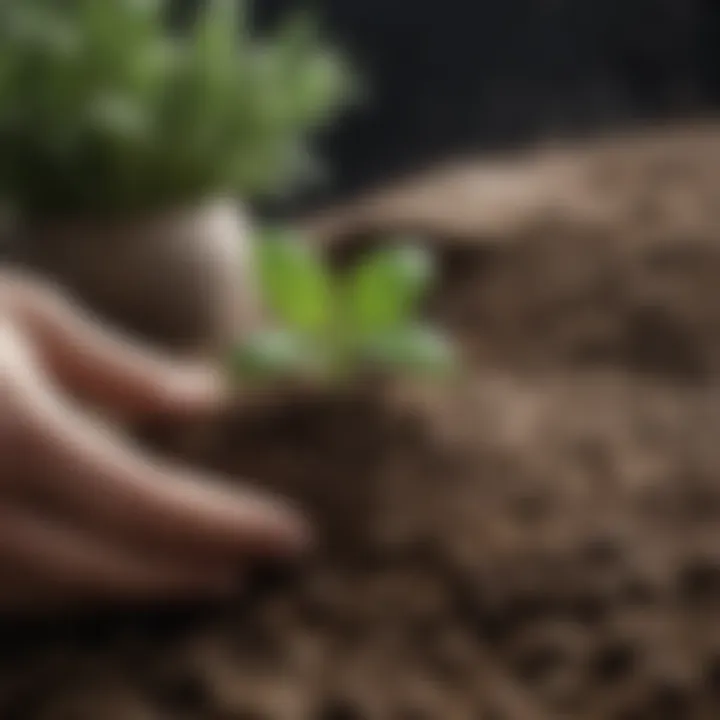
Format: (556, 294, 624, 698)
(192, 0, 245, 82)
(360, 325, 456, 376)
(86, 93, 149, 143)
(343, 243, 434, 337)
(231, 329, 319, 380)
(256, 230, 334, 334)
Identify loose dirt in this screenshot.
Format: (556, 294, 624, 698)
(4, 124, 720, 719)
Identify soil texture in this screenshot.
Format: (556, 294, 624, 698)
(4, 126, 720, 719)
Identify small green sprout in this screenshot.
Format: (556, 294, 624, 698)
(232, 230, 457, 384)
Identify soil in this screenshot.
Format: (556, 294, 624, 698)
(4, 125, 720, 719)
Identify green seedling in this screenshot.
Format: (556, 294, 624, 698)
(232, 230, 457, 384)
(0, 0, 352, 216)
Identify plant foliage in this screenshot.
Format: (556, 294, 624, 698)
(0, 0, 351, 216)
(233, 231, 457, 383)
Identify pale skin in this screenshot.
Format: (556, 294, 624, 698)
(0, 271, 309, 612)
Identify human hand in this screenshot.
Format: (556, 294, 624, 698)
(0, 271, 309, 612)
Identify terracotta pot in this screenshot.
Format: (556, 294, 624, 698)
(10, 199, 259, 354)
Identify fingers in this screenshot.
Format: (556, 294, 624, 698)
(2, 271, 229, 417)
(0, 501, 240, 607)
(20, 368, 310, 562)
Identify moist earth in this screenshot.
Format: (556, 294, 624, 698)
(4, 129, 720, 719)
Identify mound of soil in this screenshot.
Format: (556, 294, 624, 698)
(4, 125, 720, 719)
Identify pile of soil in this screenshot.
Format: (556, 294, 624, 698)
(4, 125, 720, 719)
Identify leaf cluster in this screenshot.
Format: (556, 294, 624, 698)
(234, 231, 457, 384)
(0, 0, 351, 216)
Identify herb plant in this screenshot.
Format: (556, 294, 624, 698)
(0, 0, 350, 217)
(233, 231, 457, 384)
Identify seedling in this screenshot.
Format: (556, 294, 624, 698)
(232, 230, 457, 385)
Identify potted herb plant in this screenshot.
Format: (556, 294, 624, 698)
(0, 0, 349, 352)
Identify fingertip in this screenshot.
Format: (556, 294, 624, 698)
(148, 363, 230, 418)
(178, 364, 230, 410)
(244, 497, 315, 557)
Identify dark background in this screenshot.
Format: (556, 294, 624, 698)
(179, 0, 720, 210)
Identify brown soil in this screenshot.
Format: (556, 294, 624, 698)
(4, 125, 720, 719)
